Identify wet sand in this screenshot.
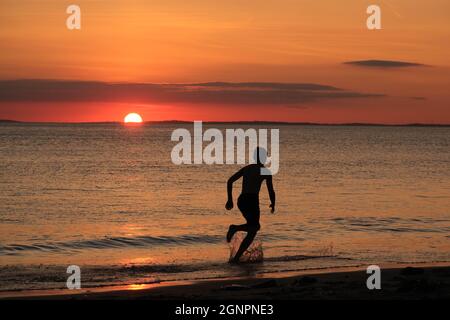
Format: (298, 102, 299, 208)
(2, 264, 449, 300)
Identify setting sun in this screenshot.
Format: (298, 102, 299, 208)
(124, 113, 143, 124)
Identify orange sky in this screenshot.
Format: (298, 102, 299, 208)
(0, 0, 449, 123)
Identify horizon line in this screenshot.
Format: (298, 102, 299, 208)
(1, 119, 449, 127)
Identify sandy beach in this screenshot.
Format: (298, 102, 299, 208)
(2, 264, 449, 300)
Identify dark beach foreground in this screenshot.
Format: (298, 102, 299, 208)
(3, 264, 449, 300)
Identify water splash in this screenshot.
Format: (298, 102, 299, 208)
(316, 243, 334, 257)
(229, 232, 264, 263)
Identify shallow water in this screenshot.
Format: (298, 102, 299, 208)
(0, 123, 449, 291)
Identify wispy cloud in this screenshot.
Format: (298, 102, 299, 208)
(0, 80, 384, 105)
(410, 96, 427, 101)
(344, 60, 426, 68)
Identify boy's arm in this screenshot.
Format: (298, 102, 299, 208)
(266, 176, 276, 213)
(226, 168, 244, 210)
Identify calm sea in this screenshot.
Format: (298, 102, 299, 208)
(0, 123, 449, 291)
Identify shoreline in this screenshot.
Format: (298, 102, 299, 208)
(2, 262, 449, 300)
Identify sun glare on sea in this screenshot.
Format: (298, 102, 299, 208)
(124, 113, 143, 124)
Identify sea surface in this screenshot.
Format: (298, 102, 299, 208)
(0, 123, 449, 292)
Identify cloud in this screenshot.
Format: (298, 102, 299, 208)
(344, 60, 426, 68)
(410, 96, 427, 101)
(0, 79, 384, 105)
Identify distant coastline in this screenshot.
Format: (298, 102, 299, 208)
(1, 119, 449, 127)
(0, 119, 21, 123)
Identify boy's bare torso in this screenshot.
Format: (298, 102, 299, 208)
(240, 164, 267, 195)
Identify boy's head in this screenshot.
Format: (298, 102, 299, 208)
(253, 147, 267, 165)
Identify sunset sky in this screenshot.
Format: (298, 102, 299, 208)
(0, 0, 449, 123)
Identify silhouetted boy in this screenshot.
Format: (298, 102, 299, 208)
(225, 147, 276, 263)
